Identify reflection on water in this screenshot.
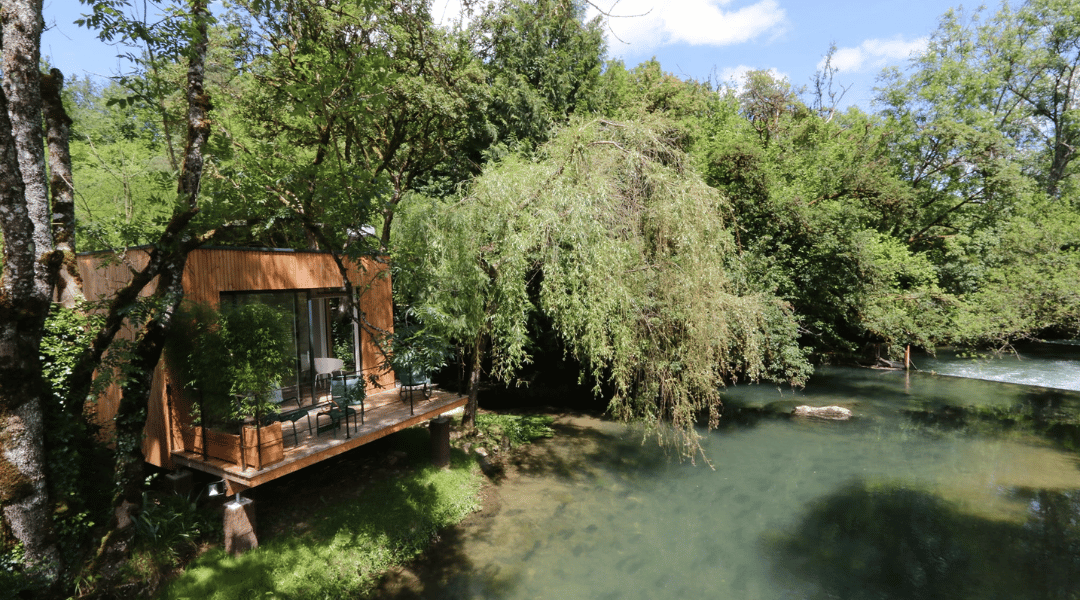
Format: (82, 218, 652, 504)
(379, 363, 1080, 600)
(773, 482, 1080, 600)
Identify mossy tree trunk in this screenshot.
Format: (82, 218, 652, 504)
(0, 0, 63, 580)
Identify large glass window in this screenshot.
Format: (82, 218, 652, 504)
(221, 290, 360, 400)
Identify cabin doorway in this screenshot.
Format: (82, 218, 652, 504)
(222, 290, 361, 403)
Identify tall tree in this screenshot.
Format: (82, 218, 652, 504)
(4, 0, 221, 585)
(700, 71, 953, 357)
(226, 0, 484, 252)
(877, 0, 1080, 200)
(465, 0, 606, 159)
(0, 0, 64, 579)
(394, 116, 810, 446)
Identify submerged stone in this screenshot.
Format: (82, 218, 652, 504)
(792, 405, 853, 420)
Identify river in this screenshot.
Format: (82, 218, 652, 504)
(379, 343, 1080, 599)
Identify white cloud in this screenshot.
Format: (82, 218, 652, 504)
(589, 0, 787, 55)
(826, 36, 928, 73)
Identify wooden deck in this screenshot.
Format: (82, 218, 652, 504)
(171, 387, 467, 493)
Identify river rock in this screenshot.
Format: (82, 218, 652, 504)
(792, 405, 853, 420)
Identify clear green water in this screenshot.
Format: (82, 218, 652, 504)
(414, 367, 1080, 599)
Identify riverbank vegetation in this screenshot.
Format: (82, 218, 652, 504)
(154, 413, 558, 600)
(2, 0, 1080, 594)
(158, 448, 482, 600)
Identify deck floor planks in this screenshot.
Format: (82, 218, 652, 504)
(171, 387, 467, 491)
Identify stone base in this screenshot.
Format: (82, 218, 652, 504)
(165, 469, 193, 496)
(430, 416, 451, 469)
(224, 496, 257, 555)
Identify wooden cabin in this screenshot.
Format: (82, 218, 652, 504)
(78, 246, 395, 469)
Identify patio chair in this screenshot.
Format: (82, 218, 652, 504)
(331, 372, 365, 425)
(273, 385, 302, 410)
(313, 357, 345, 394)
(316, 377, 358, 438)
(398, 368, 431, 416)
(262, 386, 310, 445)
(263, 407, 312, 446)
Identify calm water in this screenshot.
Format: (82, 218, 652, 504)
(404, 349, 1080, 599)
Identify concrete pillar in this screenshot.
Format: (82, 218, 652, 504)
(224, 496, 257, 555)
(165, 469, 193, 496)
(430, 416, 451, 469)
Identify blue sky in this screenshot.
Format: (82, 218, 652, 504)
(43, 0, 954, 110)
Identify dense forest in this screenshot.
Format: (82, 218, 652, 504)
(2, 0, 1079, 594)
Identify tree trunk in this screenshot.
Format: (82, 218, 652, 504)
(0, 0, 62, 579)
(461, 334, 484, 430)
(41, 68, 82, 307)
(106, 0, 213, 511)
(112, 261, 187, 506)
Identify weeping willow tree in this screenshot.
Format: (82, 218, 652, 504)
(394, 116, 811, 455)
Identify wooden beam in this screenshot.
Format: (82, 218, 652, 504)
(172, 394, 467, 490)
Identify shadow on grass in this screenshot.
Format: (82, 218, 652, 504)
(158, 430, 497, 600)
(371, 523, 525, 600)
(766, 480, 1080, 600)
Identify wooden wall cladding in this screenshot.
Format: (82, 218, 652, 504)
(78, 247, 395, 468)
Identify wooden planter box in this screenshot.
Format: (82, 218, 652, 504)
(181, 421, 284, 470)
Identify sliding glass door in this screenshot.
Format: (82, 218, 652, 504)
(222, 290, 359, 400)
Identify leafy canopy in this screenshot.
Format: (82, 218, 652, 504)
(395, 116, 811, 453)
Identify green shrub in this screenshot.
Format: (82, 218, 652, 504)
(475, 413, 555, 447)
(133, 491, 220, 565)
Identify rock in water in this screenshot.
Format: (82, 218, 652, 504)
(792, 405, 853, 420)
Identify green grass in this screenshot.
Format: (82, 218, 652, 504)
(158, 444, 481, 600)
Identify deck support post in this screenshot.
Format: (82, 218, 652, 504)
(430, 416, 451, 469)
(165, 469, 193, 496)
(224, 495, 258, 555)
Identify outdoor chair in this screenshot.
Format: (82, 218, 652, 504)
(263, 407, 312, 446)
(313, 357, 345, 394)
(330, 372, 365, 425)
(316, 376, 358, 438)
(263, 386, 310, 446)
(398, 369, 431, 416)
(272, 385, 302, 409)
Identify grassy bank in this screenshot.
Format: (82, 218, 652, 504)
(158, 442, 481, 599)
(157, 413, 555, 599)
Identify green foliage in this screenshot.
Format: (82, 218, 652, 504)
(395, 116, 811, 453)
(38, 306, 111, 580)
(222, 302, 293, 406)
(597, 59, 715, 145)
(698, 81, 949, 357)
(474, 413, 555, 447)
(168, 302, 292, 425)
(876, 0, 1080, 201)
(40, 304, 97, 407)
(133, 491, 219, 567)
(62, 76, 176, 250)
(219, 0, 485, 249)
(945, 195, 1080, 346)
(380, 308, 452, 379)
(0, 544, 35, 599)
(158, 449, 481, 599)
(466, 0, 607, 158)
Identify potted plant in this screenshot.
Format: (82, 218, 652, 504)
(382, 309, 451, 394)
(169, 301, 293, 467)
